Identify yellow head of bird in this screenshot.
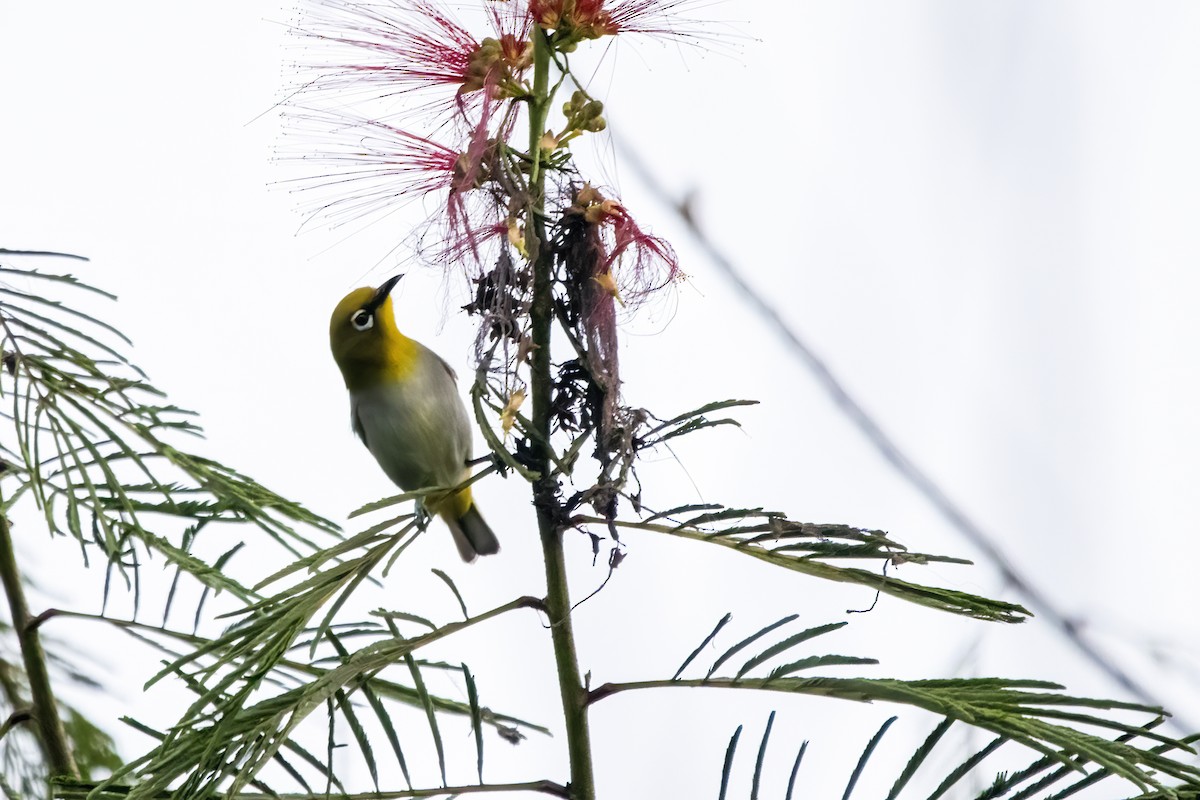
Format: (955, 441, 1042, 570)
(329, 275, 415, 390)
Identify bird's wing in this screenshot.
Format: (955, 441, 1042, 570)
(435, 352, 458, 383)
(351, 405, 369, 446)
(421, 348, 472, 470)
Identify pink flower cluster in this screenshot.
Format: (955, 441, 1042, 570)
(291, 0, 684, 304)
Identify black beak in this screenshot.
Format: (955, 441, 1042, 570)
(364, 274, 403, 313)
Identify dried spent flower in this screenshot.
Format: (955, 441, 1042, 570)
(592, 271, 625, 307)
(501, 387, 527, 436)
(566, 184, 680, 306)
(548, 183, 679, 452)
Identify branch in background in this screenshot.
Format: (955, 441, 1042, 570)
(0, 250, 88, 261)
(611, 135, 1197, 734)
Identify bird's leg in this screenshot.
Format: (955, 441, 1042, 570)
(414, 502, 433, 531)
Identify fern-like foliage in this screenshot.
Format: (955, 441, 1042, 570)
(0, 262, 336, 602)
(663, 616, 1200, 799)
(0, 254, 544, 798)
(721, 710, 1200, 800)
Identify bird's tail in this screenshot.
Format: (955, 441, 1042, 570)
(443, 502, 500, 563)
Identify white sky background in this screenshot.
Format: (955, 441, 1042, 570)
(2, 2, 1199, 798)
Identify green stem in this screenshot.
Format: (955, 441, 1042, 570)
(527, 25, 596, 800)
(527, 29, 551, 199)
(0, 514, 78, 779)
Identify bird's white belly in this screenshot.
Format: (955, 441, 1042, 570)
(349, 380, 469, 492)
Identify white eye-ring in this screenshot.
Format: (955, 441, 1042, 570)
(350, 309, 374, 331)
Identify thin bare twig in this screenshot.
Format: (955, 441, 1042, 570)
(613, 134, 1197, 734)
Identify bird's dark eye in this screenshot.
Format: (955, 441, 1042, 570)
(350, 309, 374, 331)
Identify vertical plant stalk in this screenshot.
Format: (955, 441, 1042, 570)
(526, 26, 597, 800)
(0, 514, 79, 779)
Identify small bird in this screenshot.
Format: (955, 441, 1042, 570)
(329, 275, 499, 561)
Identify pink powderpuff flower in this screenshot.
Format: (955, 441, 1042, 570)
(283, 110, 463, 229)
(297, 0, 533, 108)
(284, 108, 517, 281)
(295, 1, 525, 173)
(424, 214, 510, 270)
(528, 0, 705, 41)
(292, 1, 530, 265)
(420, 194, 515, 284)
